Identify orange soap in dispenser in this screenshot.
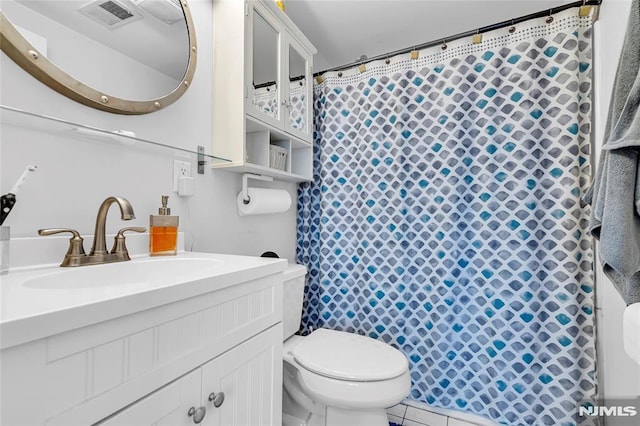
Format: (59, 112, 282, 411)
(149, 195, 178, 256)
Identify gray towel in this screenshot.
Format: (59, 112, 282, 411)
(585, 0, 640, 305)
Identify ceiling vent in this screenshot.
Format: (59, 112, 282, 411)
(131, 0, 184, 25)
(78, 0, 142, 30)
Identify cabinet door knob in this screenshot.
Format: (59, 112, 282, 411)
(187, 406, 207, 424)
(208, 391, 225, 407)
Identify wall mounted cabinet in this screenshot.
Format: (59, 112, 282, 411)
(212, 0, 316, 182)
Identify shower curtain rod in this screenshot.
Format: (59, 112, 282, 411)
(314, 0, 602, 77)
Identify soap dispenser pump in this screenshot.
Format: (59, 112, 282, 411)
(149, 195, 178, 256)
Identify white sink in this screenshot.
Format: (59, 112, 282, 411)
(1, 251, 287, 350)
(22, 256, 222, 289)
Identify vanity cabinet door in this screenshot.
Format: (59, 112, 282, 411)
(201, 324, 283, 426)
(97, 370, 202, 426)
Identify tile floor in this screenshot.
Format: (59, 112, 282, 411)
(387, 402, 488, 426)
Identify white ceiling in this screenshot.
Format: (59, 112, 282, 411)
(284, 0, 577, 73)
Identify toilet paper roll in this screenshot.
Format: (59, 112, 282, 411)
(237, 188, 292, 216)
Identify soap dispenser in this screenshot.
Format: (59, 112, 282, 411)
(149, 195, 178, 256)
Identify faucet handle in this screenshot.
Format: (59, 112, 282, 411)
(111, 227, 146, 257)
(38, 228, 86, 257)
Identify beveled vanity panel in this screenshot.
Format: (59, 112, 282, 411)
(1, 273, 282, 426)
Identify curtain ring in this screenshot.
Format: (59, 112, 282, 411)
(472, 29, 482, 44)
(385, 56, 390, 65)
(441, 39, 447, 50)
(509, 19, 516, 33)
(337, 71, 343, 77)
(546, 10, 554, 23)
(579, 0, 592, 17)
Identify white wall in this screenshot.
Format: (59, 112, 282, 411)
(0, 0, 298, 264)
(593, 0, 640, 416)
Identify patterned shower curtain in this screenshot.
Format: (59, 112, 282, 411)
(297, 8, 597, 426)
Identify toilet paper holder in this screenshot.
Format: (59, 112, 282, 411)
(241, 173, 274, 204)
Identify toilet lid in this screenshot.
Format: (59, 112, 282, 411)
(291, 328, 408, 382)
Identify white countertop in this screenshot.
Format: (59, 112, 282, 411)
(0, 252, 287, 350)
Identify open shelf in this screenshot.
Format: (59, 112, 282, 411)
(0, 105, 231, 164)
(234, 115, 313, 181)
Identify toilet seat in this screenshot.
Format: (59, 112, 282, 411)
(294, 362, 412, 410)
(290, 328, 408, 381)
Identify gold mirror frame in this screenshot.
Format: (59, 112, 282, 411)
(0, 1, 197, 115)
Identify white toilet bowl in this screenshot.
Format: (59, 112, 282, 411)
(282, 329, 411, 426)
(281, 265, 411, 426)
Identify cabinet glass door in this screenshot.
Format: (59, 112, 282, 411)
(286, 40, 312, 142)
(288, 45, 307, 134)
(251, 10, 280, 122)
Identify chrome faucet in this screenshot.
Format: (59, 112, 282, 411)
(38, 196, 146, 267)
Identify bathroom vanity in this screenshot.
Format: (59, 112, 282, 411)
(0, 252, 287, 425)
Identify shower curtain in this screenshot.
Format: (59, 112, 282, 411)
(297, 8, 597, 426)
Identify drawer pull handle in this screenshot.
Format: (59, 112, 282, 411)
(208, 391, 225, 407)
(187, 406, 207, 424)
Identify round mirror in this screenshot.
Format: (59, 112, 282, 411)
(0, 0, 197, 114)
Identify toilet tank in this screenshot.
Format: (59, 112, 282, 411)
(283, 264, 308, 340)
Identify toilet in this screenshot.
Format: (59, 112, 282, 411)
(282, 264, 411, 426)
